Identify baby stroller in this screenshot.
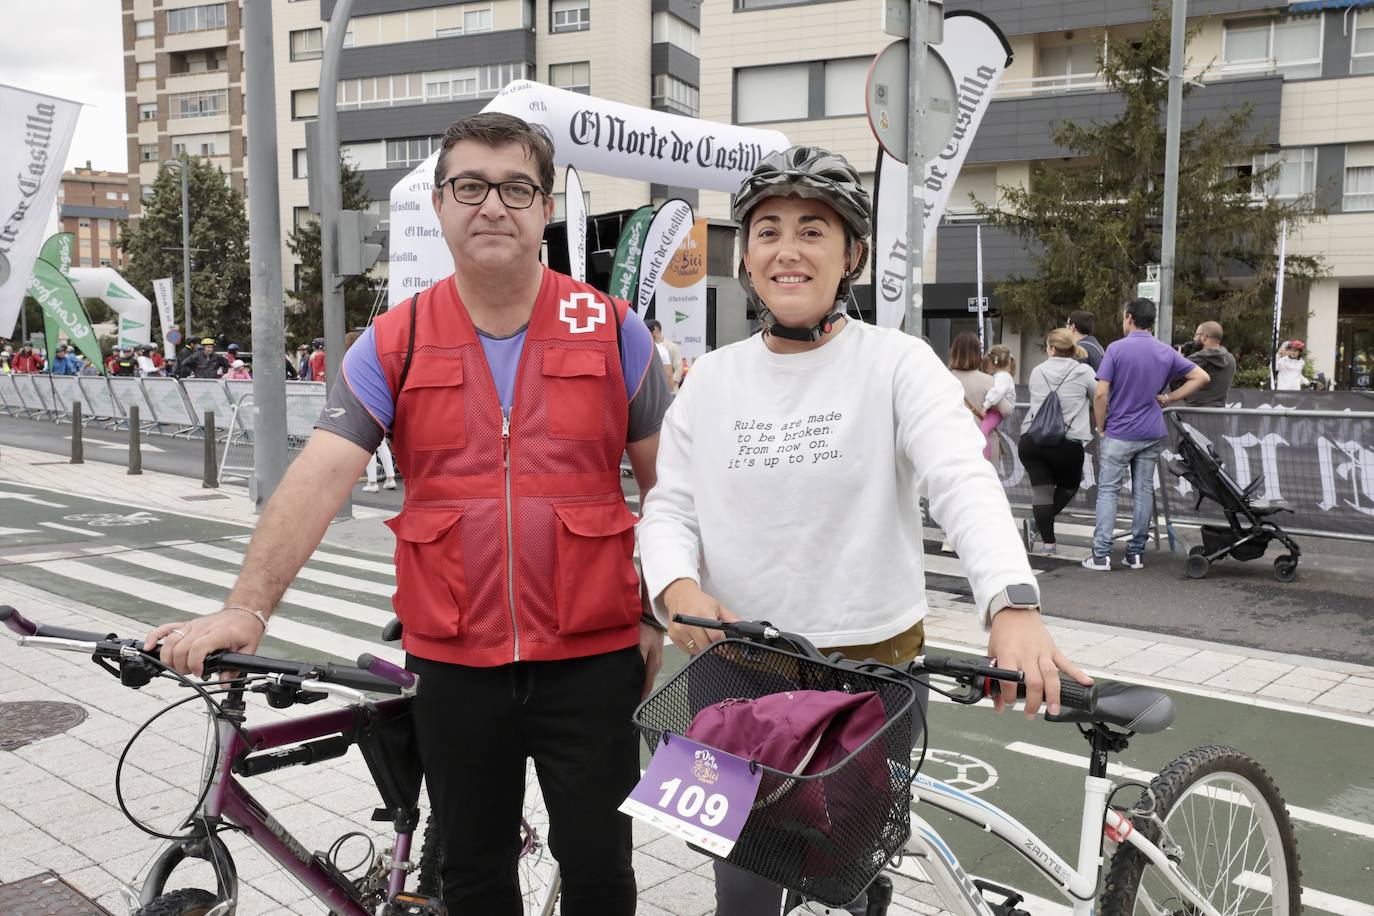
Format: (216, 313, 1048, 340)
(1167, 413, 1302, 582)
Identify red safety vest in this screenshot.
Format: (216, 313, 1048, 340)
(374, 270, 640, 667)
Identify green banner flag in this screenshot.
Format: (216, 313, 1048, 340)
(37, 233, 75, 359)
(607, 206, 654, 305)
(28, 257, 103, 370)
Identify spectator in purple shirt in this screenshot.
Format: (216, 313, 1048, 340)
(1083, 297, 1209, 571)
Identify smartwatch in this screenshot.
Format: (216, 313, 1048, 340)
(990, 583, 1040, 615)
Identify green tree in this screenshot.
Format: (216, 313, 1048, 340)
(285, 157, 382, 346)
(116, 155, 253, 345)
(975, 10, 1327, 353)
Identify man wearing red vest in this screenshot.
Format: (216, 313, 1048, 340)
(148, 113, 670, 914)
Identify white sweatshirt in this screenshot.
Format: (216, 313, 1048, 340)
(638, 320, 1038, 646)
(983, 371, 1015, 412)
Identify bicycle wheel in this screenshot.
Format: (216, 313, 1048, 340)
(415, 758, 561, 915)
(1101, 745, 1301, 916)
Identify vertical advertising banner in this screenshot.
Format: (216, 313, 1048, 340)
(38, 232, 74, 359)
(608, 205, 654, 303)
(636, 199, 695, 315)
(564, 165, 587, 282)
(152, 277, 177, 357)
(660, 218, 708, 359)
(0, 84, 81, 337)
(871, 13, 1011, 328)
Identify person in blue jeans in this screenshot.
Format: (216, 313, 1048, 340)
(1084, 297, 1209, 570)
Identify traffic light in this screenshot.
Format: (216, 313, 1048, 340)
(337, 209, 383, 277)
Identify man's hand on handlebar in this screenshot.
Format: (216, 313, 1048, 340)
(663, 579, 740, 656)
(144, 609, 266, 678)
(987, 608, 1091, 719)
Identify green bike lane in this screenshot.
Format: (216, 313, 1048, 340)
(4, 478, 1371, 910)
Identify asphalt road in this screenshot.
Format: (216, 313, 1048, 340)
(5, 412, 1370, 665)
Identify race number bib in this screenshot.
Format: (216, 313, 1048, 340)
(619, 735, 761, 856)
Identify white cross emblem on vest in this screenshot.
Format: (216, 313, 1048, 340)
(559, 292, 607, 335)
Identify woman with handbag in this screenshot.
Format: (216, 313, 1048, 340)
(1018, 328, 1099, 555)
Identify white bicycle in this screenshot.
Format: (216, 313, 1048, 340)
(644, 618, 1300, 916)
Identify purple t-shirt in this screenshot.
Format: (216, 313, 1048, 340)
(1098, 331, 1197, 441)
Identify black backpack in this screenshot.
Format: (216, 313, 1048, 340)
(1027, 366, 1074, 446)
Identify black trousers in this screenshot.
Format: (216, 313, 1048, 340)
(1016, 434, 1086, 545)
(409, 647, 643, 916)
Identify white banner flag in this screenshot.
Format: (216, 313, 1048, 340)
(871, 13, 1010, 328)
(0, 84, 81, 337)
(152, 276, 176, 356)
(661, 218, 708, 359)
(636, 199, 694, 316)
(564, 165, 586, 282)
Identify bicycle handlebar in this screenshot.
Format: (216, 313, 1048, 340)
(672, 614, 1096, 717)
(5, 606, 413, 698)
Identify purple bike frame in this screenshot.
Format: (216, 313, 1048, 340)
(198, 696, 415, 915)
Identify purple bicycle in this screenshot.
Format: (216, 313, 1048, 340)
(2, 606, 561, 916)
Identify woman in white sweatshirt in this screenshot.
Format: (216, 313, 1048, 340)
(637, 146, 1089, 916)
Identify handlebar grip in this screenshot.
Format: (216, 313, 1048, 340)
(357, 653, 416, 691)
(322, 663, 403, 694)
(1055, 676, 1094, 713)
(672, 614, 724, 630)
(204, 651, 310, 678)
(1, 606, 37, 637)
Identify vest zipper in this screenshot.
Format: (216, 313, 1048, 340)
(503, 413, 519, 661)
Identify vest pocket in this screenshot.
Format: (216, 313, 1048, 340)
(399, 356, 465, 450)
(385, 509, 468, 639)
(541, 349, 606, 440)
(552, 500, 640, 635)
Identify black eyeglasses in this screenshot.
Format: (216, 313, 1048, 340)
(439, 177, 545, 209)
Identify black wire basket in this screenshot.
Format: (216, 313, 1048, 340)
(633, 639, 916, 907)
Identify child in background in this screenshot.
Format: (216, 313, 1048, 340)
(226, 359, 252, 379)
(980, 345, 1016, 460)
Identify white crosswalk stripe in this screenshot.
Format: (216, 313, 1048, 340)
(224, 536, 396, 577)
(166, 541, 395, 597)
(30, 557, 401, 665)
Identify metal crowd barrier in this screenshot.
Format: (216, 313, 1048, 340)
(219, 387, 327, 482)
(0, 375, 327, 446)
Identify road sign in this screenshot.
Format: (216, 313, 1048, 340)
(166, 328, 182, 346)
(865, 39, 958, 165)
(968, 296, 988, 313)
(1137, 281, 1160, 302)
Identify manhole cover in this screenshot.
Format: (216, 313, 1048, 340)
(0, 701, 88, 751)
(0, 871, 111, 914)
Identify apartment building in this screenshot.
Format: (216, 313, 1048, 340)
(701, 0, 1374, 387)
(57, 164, 130, 269)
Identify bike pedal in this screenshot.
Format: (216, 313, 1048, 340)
(388, 891, 447, 915)
(972, 878, 1028, 916)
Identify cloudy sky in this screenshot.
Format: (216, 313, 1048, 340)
(2, 1, 128, 172)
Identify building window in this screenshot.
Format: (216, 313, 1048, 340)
(653, 74, 699, 117)
(338, 64, 526, 110)
(78, 218, 91, 229)
(823, 58, 869, 117)
(172, 132, 229, 157)
(1241, 148, 1317, 198)
(1038, 41, 1099, 89)
(139, 102, 158, 121)
(137, 61, 157, 81)
(293, 206, 313, 230)
(736, 63, 809, 123)
(139, 143, 159, 162)
(1354, 10, 1374, 75)
(551, 0, 589, 33)
(169, 89, 228, 119)
(550, 61, 591, 95)
(552, 190, 591, 219)
(141, 185, 155, 200)
(166, 3, 227, 34)
(735, 0, 824, 7)
(292, 148, 308, 179)
(106, 191, 119, 200)
(1222, 16, 1322, 79)
(364, 200, 390, 232)
(1345, 143, 1374, 210)
(437, 6, 493, 36)
(135, 18, 154, 38)
(292, 88, 319, 120)
(98, 219, 111, 233)
(290, 28, 323, 61)
(385, 136, 440, 168)
(652, 12, 699, 56)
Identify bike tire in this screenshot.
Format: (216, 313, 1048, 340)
(131, 888, 220, 916)
(1100, 744, 1301, 916)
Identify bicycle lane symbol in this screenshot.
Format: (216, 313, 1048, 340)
(918, 750, 998, 794)
(63, 512, 164, 528)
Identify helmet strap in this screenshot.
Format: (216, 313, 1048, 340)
(763, 309, 845, 342)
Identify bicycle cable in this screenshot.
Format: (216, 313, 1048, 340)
(327, 831, 377, 876)
(113, 668, 255, 841)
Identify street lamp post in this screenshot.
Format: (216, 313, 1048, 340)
(162, 158, 192, 342)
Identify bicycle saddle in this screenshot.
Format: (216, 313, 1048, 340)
(1048, 682, 1175, 734)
